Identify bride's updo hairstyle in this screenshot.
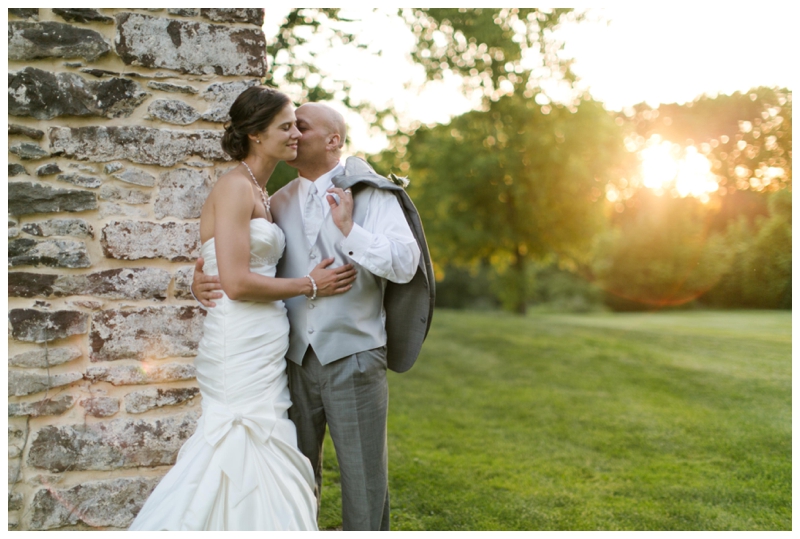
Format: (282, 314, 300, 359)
(221, 86, 291, 161)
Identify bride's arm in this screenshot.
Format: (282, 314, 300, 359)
(214, 177, 356, 302)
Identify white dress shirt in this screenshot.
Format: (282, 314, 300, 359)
(296, 162, 420, 284)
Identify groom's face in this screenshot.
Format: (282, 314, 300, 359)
(286, 104, 330, 169)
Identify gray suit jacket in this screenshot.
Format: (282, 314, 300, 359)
(332, 157, 435, 374)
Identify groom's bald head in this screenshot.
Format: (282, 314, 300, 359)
(289, 103, 348, 177)
(298, 102, 347, 150)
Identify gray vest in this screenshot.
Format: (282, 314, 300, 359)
(270, 178, 387, 365)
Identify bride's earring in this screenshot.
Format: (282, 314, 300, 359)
(256, 139, 261, 144)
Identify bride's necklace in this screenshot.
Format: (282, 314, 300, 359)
(241, 161, 270, 214)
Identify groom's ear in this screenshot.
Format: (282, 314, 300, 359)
(326, 133, 341, 150)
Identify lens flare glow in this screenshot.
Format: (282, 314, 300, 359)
(640, 139, 719, 201)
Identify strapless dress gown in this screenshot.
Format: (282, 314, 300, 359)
(129, 219, 318, 530)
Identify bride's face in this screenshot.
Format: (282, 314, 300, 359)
(253, 103, 301, 161)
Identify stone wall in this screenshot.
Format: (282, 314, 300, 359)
(8, 8, 267, 530)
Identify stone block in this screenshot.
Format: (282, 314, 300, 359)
(29, 477, 161, 530)
(154, 168, 213, 219)
(99, 203, 148, 219)
(21, 218, 94, 238)
(27, 411, 200, 473)
(8, 309, 90, 343)
(80, 396, 120, 417)
(10, 267, 171, 301)
(9, 164, 28, 176)
(85, 363, 196, 386)
(168, 8, 200, 17)
(124, 387, 200, 413)
(90, 306, 204, 361)
(52, 8, 114, 24)
(9, 67, 149, 120)
(201, 79, 259, 122)
(9, 124, 44, 140)
(112, 168, 156, 187)
(9, 459, 21, 484)
(8, 21, 111, 62)
(104, 162, 123, 174)
(101, 220, 200, 262)
(49, 126, 228, 166)
(9, 395, 75, 417)
(9, 347, 82, 368)
(201, 8, 264, 26)
(8, 370, 83, 397)
(115, 13, 266, 77)
(173, 266, 195, 300)
(9, 426, 26, 459)
(147, 81, 198, 94)
(9, 491, 23, 511)
(35, 163, 62, 176)
(9, 9, 38, 20)
(8, 238, 91, 268)
(57, 173, 102, 189)
(8, 182, 97, 216)
(68, 163, 97, 173)
(9, 142, 49, 160)
(99, 184, 151, 205)
(147, 99, 200, 125)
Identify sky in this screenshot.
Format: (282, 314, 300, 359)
(265, 6, 795, 154)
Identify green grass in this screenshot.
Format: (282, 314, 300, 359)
(317, 310, 791, 530)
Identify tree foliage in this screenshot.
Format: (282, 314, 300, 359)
(591, 192, 733, 311)
(702, 189, 792, 309)
(265, 9, 358, 105)
(375, 93, 627, 313)
(623, 88, 792, 194)
(264, 8, 395, 131)
(401, 8, 578, 103)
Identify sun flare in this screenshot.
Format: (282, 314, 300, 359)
(639, 138, 719, 202)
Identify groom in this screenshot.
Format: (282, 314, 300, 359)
(192, 103, 422, 530)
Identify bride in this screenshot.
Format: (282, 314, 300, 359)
(129, 87, 357, 531)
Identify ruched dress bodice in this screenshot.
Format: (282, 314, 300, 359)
(130, 219, 317, 531)
(195, 218, 289, 408)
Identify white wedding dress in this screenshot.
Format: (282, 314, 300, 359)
(130, 219, 318, 531)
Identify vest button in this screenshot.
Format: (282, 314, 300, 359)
(348, 251, 354, 256)
(308, 328, 314, 334)
(310, 253, 317, 259)
(308, 303, 315, 309)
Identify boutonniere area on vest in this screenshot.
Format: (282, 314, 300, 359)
(388, 173, 410, 188)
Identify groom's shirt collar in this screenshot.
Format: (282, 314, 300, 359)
(297, 162, 345, 217)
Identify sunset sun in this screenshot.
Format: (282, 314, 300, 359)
(639, 137, 719, 202)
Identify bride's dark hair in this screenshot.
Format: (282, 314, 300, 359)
(221, 86, 291, 161)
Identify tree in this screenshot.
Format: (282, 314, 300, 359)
(590, 192, 733, 311)
(622, 88, 792, 194)
(702, 189, 791, 309)
(375, 92, 627, 313)
(400, 8, 579, 103)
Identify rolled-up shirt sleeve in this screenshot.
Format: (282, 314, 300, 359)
(339, 189, 420, 284)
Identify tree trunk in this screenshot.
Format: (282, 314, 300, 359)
(513, 252, 527, 315)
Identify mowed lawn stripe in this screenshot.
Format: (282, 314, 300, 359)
(323, 310, 790, 530)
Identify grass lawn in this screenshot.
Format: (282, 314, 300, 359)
(317, 309, 791, 530)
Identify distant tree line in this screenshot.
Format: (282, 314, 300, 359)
(265, 8, 791, 312)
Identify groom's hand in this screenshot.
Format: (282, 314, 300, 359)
(326, 187, 354, 237)
(191, 257, 223, 308)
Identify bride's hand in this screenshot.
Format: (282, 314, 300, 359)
(309, 258, 357, 297)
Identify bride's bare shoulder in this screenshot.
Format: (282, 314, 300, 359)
(210, 168, 251, 195)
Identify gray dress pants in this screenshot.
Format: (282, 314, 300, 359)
(287, 345, 390, 531)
